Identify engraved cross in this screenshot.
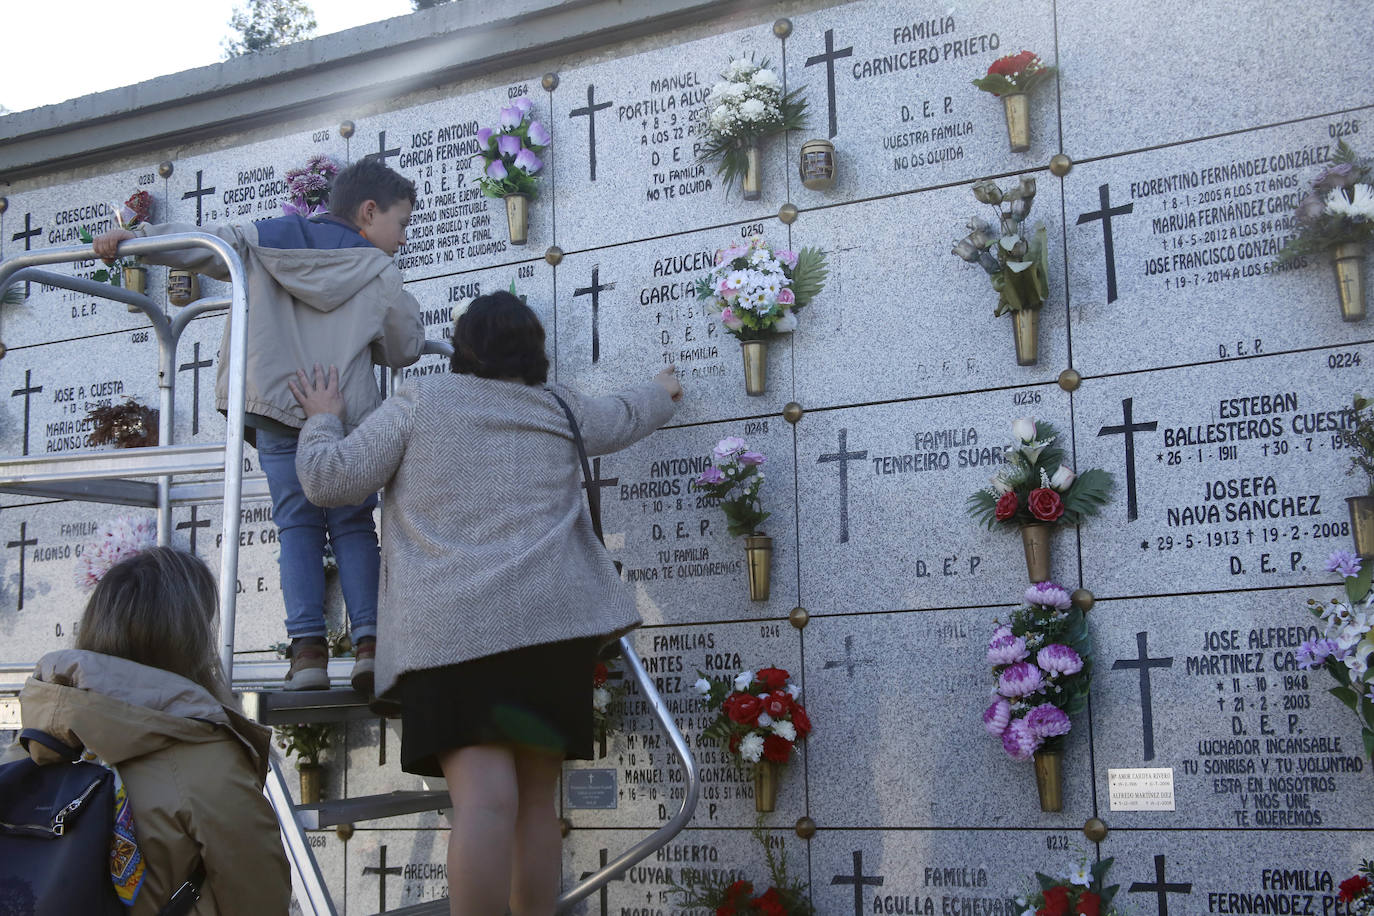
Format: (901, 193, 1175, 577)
(569, 85, 613, 181)
(1076, 183, 1134, 304)
(832, 850, 884, 916)
(11, 369, 43, 457)
(573, 266, 616, 364)
(1112, 631, 1173, 761)
(817, 428, 868, 543)
(6, 521, 38, 612)
(1128, 854, 1192, 916)
(181, 170, 216, 227)
(1097, 397, 1158, 522)
(805, 28, 853, 139)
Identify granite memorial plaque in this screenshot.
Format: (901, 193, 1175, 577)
(346, 828, 452, 913)
(1074, 346, 1371, 598)
(790, 176, 1066, 411)
(340, 717, 454, 831)
(1065, 115, 1374, 377)
(551, 24, 780, 252)
(0, 500, 104, 662)
(805, 607, 1093, 830)
(595, 415, 798, 624)
(554, 222, 794, 423)
(562, 619, 803, 829)
(784, 0, 1058, 204)
(796, 385, 1072, 616)
(1091, 589, 1374, 829)
(1058, 0, 1374, 159)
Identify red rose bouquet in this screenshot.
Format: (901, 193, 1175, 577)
(1338, 861, 1373, 910)
(967, 417, 1113, 531)
(972, 50, 1055, 97)
(1020, 859, 1121, 916)
(696, 666, 811, 790)
(669, 826, 815, 916)
(591, 657, 627, 740)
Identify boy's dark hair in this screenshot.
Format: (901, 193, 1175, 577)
(329, 159, 417, 221)
(451, 291, 549, 385)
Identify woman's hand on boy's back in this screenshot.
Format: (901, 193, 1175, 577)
(289, 365, 346, 420)
(654, 366, 683, 402)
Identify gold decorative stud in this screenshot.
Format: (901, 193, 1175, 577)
(0, 341, 7, 361)
(1058, 368, 1081, 392)
(544, 246, 564, 266)
(559, 817, 572, 838)
(1049, 154, 1072, 177)
(338, 120, 356, 139)
(0, 197, 8, 214)
(778, 203, 799, 224)
(335, 823, 354, 841)
(783, 402, 803, 424)
(788, 606, 809, 629)
(1071, 589, 1095, 612)
(1083, 817, 1107, 842)
(157, 161, 174, 179)
(773, 18, 793, 38)
(794, 816, 816, 838)
(541, 73, 560, 92)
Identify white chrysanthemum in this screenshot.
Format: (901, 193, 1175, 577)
(771, 719, 796, 741)
(763, 277, 781, 297)
(786, 683, 802, 700)
(757, 711, 774, 728)
(722, 81, 748, 101)
(1064, 863, 1092, 887)
(738, 733, 765, 762)
(773, 310, 798, 333)
(751, 68, 782, 91)
(725, 270, 749, 290)
(709, 81, 731, 100)
(739, 98, 767, 122)
(693, 678, 712, 695)
(726, 58, 758, 79)
(592, 687, 611, 713)
(1326, 183, 1374, 219)
(733, 670, 756, 692)
(709, 107, 732, 130)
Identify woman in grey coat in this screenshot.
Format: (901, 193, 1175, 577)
(290, 290, 681, 916)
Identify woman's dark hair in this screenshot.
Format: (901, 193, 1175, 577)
(329, 159, 418, 221)
(451, 291, 549, 385)
(77, 546, 232, 704)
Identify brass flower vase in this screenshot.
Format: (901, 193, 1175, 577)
(1011, 308, 1040, 366)
(505, 193, 530, 246)
(1332, 242, 1367, 322)
(740, 340, 768, 396)
(1002, 93, 1031, 152)
(745, 535, 772, 601)
(742, 144, 762, 201)
(754, 759, 780, 812)
(122, 265, 148, 312)
(1032, 749, 1063, 812)
(1348, 496, 1374, 558)
(167, 269, 200, 307)
(299, 763, 323, 805)
(799, 138, 837, 190)
(1020, 523, 1052, 582)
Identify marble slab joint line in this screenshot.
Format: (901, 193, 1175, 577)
(1050, 0, 1066, 157)
(794, 601, 1021, 623)
(761, 379, 1061, 423)
(657, 407, 801, 433)
(397, 252, 551, 287)
(1066, 337, 1374, 386)
(1066, 102, 1374, 172)
(522, 210, 792, 263)
(1053, 579, 1346, 607)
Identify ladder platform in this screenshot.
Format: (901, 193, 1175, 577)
(295, 790, 450, 829)
(241, 687, 386, 725)
(0, 473, 271, 508)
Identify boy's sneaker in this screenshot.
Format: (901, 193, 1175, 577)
(351, 638, 376, 696)
(284, 638, 330, 691)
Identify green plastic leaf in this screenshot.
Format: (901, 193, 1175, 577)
(1330, 685, 1361, 712)
(1345, 562, 1373, 604)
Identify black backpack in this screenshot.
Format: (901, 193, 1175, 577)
(0, 729, 204, 916)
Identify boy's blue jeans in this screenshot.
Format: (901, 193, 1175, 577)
(256, 427, 379, 642)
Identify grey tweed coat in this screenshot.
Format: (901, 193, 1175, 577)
(295, 373, 677, 696)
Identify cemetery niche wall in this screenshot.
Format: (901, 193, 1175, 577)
(2, 0, 1374, 913)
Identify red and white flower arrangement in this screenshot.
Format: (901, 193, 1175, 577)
(967, 417, 1113, 530)
(694, 236, 828, 341)
(1337, 860, 1374, 914)
(971, 50, 1055, 97)
(1017, 858, 1121, 916)
(591, 657, 627, 739)
(695, 665, 812, 767)
(73, 515, 157, 590)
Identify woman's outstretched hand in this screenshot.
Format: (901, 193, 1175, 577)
(289, 364, 346, 419)
(654, 366, 683, 402)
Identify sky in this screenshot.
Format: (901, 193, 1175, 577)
(3, 0, 417, 114)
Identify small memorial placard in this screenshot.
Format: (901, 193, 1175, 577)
(1109, 767, 1176, 811)
(566, 769, 618, 809)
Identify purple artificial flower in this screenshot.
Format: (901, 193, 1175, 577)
(513, 148, 543, 174)
(512, 96, 534, 115)
(713, 436, 748, 462)
(1037, 644, 1084, 676)
(738, 451, 766, 466)
(499, 105, 523, 129)
(477, 126, 494, 147)
(987, 633, 1029, 667)
(486, 159, 509, 181)
(1297, 192, 1326, 223)
(774, 249, 799, 268)
(997, 661, 1045, 699)
(990, 623, 1012, 643)
(498, 133, 522, 158)
(983, 698, 1011, 735)
(527, 120, 551, 147)
(1325, 549, 1363, 579)
(1024, 703, 1072, 739)
(1024, 581, 1072, 609)
(696, 466, 725, 486)
(1001, 718, 1041, 760)
(1295, 637, 1344, 670)
(1314, 162, 1357, 193)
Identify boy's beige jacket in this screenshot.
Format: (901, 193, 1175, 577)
(136, 220, 425, 434)
(3, 650, 290, 916)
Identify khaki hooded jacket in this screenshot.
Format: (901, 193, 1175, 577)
(1, 650, 290, 915)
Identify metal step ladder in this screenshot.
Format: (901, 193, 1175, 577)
(0, 240, 701, 914)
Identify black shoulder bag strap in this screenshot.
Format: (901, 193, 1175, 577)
(547, 389, 605, 546)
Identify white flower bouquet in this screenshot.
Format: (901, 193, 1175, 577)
(697, 56, 807, 195)
(694, 236, 827, 340)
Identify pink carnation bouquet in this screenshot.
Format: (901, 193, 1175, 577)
(982, 581, 1093, 761)
(73, 515, 157, 590)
